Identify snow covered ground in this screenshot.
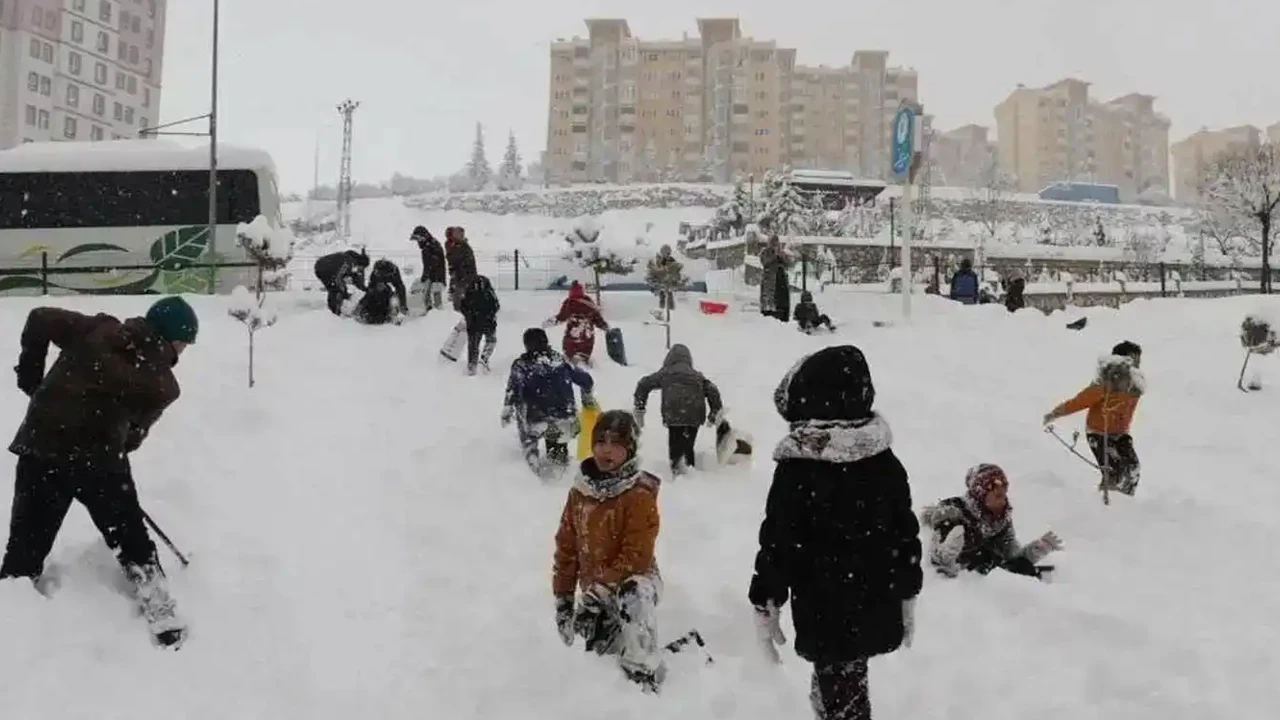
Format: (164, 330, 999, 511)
(1, 288, 1278, 719)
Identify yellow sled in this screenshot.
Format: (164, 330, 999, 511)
(577, 406, 601, 460)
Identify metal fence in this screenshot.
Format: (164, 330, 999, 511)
(0, 250, 260, 296)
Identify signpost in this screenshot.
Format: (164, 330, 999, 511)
(891, 104, 919, 320)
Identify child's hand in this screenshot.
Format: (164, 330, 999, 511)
(1042, 412, 1057, 426)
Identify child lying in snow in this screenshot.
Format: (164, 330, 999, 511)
(920, 464, 1063, 581)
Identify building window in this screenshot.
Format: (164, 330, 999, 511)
(124, 106, 135, 123)
(25, 105, 37, 126)
(72, 20, 84, 43)
(115, 73, 126, 90)
(67, 84, 80, 108)
(44, 12, 55, 30)
(31, 7, 41, 25)
(92, 62, 108, 85)
(65, 117, 78, 139)
(27, 72, 39, 92)
(100, 1, 112, 24)
(139, 117, 148, 130)
(69, 52, 82, 76)
(91, 126, 105, 141)
(132, 16, 141, 33)
(143, 88, 151, 108)
(128, 45, 139, 65)
(29, 38, 40, 59)
(40, 76, 51, 96)
(74, 0, 86, 11)
(120, 10, 129, 30)
(38, 110, 50, 130)
(98, 31, 109, 53)
(93, 94, 105, 115)
(41, 43, 52, 63)
(113, 102, 123, 120)
(127, 76, 137, 94)
(118, 41, 128, 61)
(147, 0, 155, 18)
(146, 29, 154, 48)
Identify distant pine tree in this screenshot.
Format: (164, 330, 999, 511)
(498, 131, 523, 191)
(467, 123, 492, 191)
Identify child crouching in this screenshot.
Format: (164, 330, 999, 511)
(920, 463, 1063, 580)
(552, 410, 666, 693)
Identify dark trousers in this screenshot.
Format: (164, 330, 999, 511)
(1086, 432, 1140, 495)
(324, 282, 347, 316)
(519, 422, 569, 472)
(668, 426, 698, 472)
(466, 327, 497, 371)
(0, 455, 160, 581)
(810, 658, 871, 720)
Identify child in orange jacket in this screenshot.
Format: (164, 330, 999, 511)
(552, 410, 665, 693)
(1043, 341, 1145, 496)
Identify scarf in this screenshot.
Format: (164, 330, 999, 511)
(772, 413, 893, 463)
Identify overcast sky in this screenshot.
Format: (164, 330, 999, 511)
(161, 0, 1280, 193)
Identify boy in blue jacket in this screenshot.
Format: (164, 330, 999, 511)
(502, 328, 596, 477)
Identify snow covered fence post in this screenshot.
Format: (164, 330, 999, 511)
(228, 286, 279, 388)
(236, 215, 297, 297)
(1238, 311, 1279, 392)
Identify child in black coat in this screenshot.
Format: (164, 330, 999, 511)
(458, 274, 500, 375)
(750, 345, 922, 720)
(793, 291, 835, 333)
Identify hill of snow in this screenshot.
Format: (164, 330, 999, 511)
(1, 288, 1277, 718)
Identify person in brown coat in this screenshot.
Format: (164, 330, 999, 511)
(552, 410, 665, 692)
(2, 296, 197, 647)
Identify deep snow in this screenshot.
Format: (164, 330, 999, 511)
(1, 288, 1278, 720)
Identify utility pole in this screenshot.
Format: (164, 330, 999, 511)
(336, 100, 359, 239)
(207, 0, 220, 291)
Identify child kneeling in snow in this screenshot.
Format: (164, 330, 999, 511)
(794, 291, 836, 333)
(921, 464, 1063, 580)
(1043, 341, 1145, 496)
(553, 411, 666, 693)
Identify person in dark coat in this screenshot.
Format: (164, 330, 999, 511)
(411, 226, 447, 311)
(949, 258, 979, 305)
(501, 328, 596, 477)
(633, 344, 723, 475)
(444, 226, 478, 310)
(3, 297, 199, 647)
(458, 273, 500, 375)
(314, 248, 369, 315)
(1005, 276, 1027, 312)
(354, 259, 408, 325)
(750, 345, 922, 720)
(794, 291, 835, 333)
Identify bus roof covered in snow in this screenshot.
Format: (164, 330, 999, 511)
(0, 140, 276, 174)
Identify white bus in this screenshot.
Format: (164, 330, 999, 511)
(0, 140, 284, 296)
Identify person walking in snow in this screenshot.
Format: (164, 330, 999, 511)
(2, 297, 199, 648)
(410, 225, 447, 312)
(794, 290, 836, 333)
(502, 328, 597, 477)
(440, 227, 480, 359)
(1042, 341, 1145, 497)
(544, 280, 608, 366)
(633, 344, 723, 475)
(949, 257, 980, 305)
(553, 410, 666, 693)
(314, 248, 369, 315)
(354, 258, 408, 325)
(920, 464, 1063, 581)
(749, 345, 922, 720)
(456, 273, 500, 375)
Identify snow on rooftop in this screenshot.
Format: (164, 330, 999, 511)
(0, 140, 277, 174)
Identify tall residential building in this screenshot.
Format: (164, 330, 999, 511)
(545, 18, 917, 185)
(0, 0, 167, 150)
(1267, 121, 1280, 146)
(1170, 125, 1262, 202)
(994, 79, 1169, 202)
(930, 123, 994, 188)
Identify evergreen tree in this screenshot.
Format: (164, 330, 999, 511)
(467, 122, 492, 191)
(732, 180, 754, 226)
(497, 131, 523, 191)
(761, 172, 805, 235)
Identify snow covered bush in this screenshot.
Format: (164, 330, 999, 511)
(236, 216, 297, 294)
(1240, 312, 1278, 354)
(563, 217, 637, 302)
(228, 285, 279, 388)
(403, 184, 728, 217)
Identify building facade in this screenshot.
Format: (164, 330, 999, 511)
(1170, 125, 1262, 202)
(994, 78, 1170, 202)
(930, 123, 995, 188)
(0, 0, 166, 150)
(545, 18, 918, 185)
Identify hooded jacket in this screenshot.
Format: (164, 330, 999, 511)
(1050, 355, 1145, 434)
(749, 346, 922, 664)
(553, 457, 661, 596)
(314, 250, 368, 291)
(10, 308, 180, 466)
(633, 344, 722, 427)
(554, 283, 607, 359)
(413, 230, 447, 283)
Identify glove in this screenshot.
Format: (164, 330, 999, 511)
(124, 425, 148, 454)
(901, 598, 916, 648)
(581, 393, 598, 411)
(1025, 531, 1064, 563)
(632, 408, 644, 431)
(753, 603, 786, 664)
(500, 406, 514, 427)
(554, 595, 575, 646)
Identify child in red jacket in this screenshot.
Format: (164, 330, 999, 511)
(545, 281, 608, 366)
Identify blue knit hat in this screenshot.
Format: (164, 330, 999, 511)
(145, 296, 199, 344)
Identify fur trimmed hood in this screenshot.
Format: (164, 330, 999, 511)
(1096, 355, 1145, 396)
(773, 414, 893, 463)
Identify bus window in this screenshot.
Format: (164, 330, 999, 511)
(0, 169, 261, 229)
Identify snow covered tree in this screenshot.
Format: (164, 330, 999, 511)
(1238, 311, 1279, 391)
(760, 172, 805, 236)
(228, 286, 279, 388)
(497, 131, 523, 191)
(732, 180, 754, 226)
(646, 248, 689, 313)
(466, 122, 493, 192)
(237, 216, 296, 295)
(563, 218, 637, 304)
(1200, 143, 1280, 293)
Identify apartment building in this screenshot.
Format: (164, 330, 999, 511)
(1267, 121, 1280, 146)
(545, 18, 917, 184)
(1170, 125, 1262, 202)
(930, 123, 994, 188)
(0, 0, 166, 151)
(1091, 94, 1170, 201)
